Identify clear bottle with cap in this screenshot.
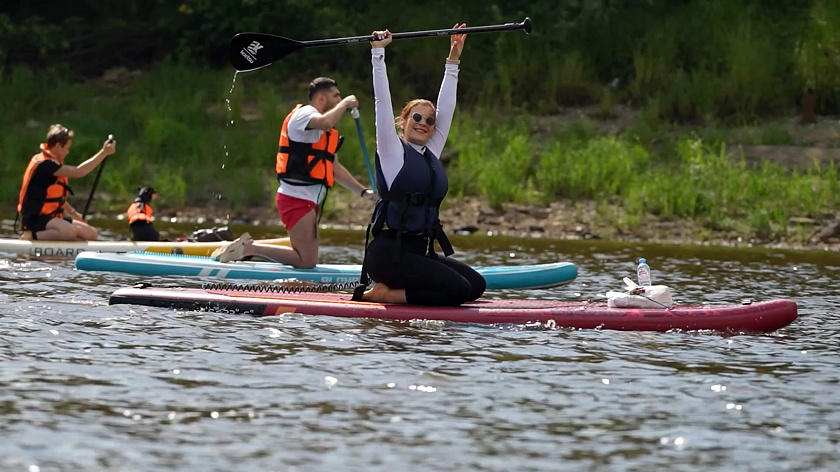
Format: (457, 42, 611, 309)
(637, 258, 652, 286)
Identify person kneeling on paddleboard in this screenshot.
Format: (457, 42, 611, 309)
(127, 186, 160, 241)
(17, 124, 116, 241)
(212, 77, 376, 267)
(352, 24, 486, 307)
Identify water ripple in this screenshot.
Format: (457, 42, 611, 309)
(1, 235, 839, 471)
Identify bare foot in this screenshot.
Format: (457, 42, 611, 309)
(211, 232, 253, 262)
(362, 282, 391, 303)
(362, 283, 408, 304)
(20, 231, 33, 241)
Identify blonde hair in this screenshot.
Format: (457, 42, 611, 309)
(395, 99, 435, 134)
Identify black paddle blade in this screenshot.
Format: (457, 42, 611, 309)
(229, 33, 302, 72)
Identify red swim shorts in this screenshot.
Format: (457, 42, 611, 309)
(276, 193, 319, 230)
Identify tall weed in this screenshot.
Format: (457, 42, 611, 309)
(536, 136, 650, 203)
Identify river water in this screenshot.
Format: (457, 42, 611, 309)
(1, 226, 839, 472)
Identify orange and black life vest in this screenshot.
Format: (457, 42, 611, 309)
(127, 202, 153, 224)
(17, 143, 71, 219)
(275, 104, 342, 187)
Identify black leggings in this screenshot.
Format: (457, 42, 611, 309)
(365, 230, 486, 306)
(22, 214, 71, 236)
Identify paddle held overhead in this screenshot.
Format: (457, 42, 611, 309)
(230, 17, 532, 72)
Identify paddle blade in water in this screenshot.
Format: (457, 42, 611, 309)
(229, 33, 302, 72)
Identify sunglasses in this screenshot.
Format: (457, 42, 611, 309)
(411, 112, 436, 127)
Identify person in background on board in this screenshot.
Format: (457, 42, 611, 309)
(127, 186, 160, 241)
(17, 124, 116, 241)
(354, 24, 486, 306)
(212, 77, 376, 267)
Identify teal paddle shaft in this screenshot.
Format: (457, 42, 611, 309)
(351, 108, 376, 193)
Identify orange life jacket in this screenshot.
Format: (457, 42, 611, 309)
(275, 104, 341, 187)
(17, 144, 70, 218)
(127, 201, 153, 224)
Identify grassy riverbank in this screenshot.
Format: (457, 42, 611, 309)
(4, 2, 840, 246)
(2, 62, 839, 246)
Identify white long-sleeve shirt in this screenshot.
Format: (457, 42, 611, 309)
(372, 47, 459, 189)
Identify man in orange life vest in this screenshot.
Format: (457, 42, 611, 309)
(17, 124, 116, 241)
(127, 186, 160, 241)
(212, 77, 376, 268)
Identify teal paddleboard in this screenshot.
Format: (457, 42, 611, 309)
(76, 251, 577, 290)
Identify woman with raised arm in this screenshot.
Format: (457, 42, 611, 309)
(357, 24, 486, 306)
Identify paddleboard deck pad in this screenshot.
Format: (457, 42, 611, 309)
(109, 283, 797, 332)
(76, 251, 578, 290)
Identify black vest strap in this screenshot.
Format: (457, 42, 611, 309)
(351, 209, 378, 301)
(431, 220, 454, 257)
(277, 135, 339, 185)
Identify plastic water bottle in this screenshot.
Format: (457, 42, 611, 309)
(637, 258, 652, 286)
